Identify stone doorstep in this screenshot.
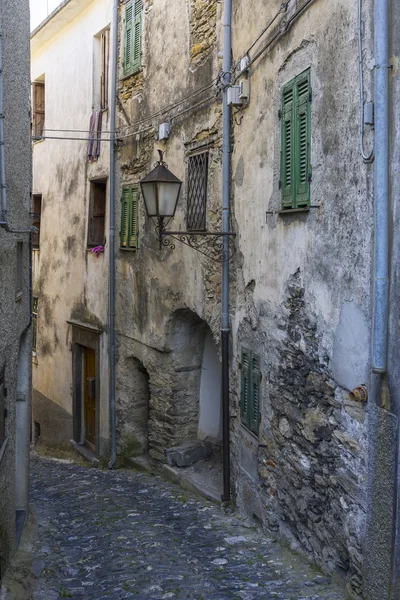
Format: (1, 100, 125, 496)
(124, 454, 222, 505)
(166, 439, 212, 468)
(70, 440, 100, 467)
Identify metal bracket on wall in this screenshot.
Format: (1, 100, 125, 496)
(160, 230, 237, 263)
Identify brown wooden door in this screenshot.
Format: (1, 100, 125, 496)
(83, 347, 96, 450)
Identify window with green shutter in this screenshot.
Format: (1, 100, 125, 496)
(240, 348, 261, 436)
(120, 185, 139, 250)
(123, 0, 143, 77)
(280, 69, 311, 209)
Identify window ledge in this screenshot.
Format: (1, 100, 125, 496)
(0, 437, 9, 466)
(278, 208, 310, 215)
(240, 422, 260, 441)
(32, 247, 40, 252)
(122, 68, 142, 81)
(120, 247, 138, 252)
(32, 138, 45, 145)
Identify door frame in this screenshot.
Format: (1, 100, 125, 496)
(70, 322, 101, 456)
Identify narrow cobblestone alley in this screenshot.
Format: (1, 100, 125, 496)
(3, 456, 345, 600)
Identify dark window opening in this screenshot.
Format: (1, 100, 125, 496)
(88, 180, 106, 247)
(32, 80, 45, 139)
(187, 152, 208, 231)
(31, 194, 42, 248)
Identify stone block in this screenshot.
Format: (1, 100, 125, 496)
(166, 439, 212, 467)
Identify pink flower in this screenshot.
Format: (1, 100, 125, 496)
(90, 245, 104, 258)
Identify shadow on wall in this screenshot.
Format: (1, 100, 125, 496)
(117, 308, 222, 463)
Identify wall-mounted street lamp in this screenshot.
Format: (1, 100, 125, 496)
(140, 151, 236, 262)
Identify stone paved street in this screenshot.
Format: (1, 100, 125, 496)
(6, 456, 345, 600)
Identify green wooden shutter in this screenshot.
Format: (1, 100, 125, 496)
(129, 187, 139, 248)
(132, 0, 143, 72)
(250, 354, 260, 435)
(241, 349, 250, 429)
(281, 82, 294, 208)
(295, 71, 311, 207)
(120, 187, 130, 248)
(123, 2, 133, 76)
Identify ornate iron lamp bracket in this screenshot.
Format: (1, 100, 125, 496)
(156, 221, 236, 263)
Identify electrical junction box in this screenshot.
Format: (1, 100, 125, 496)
(227, 86, 242, 106)
(364, 102, 374, 127)
(240, 55, 250, 72)
(159, 122, 171, 140)
(239, 79, 250, 102)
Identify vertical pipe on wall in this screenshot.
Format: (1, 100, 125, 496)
(372, 0, 390, 374)
(108, 0, 118, 468)
(221, 0, 232, 502)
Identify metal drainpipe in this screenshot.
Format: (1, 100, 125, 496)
(221, 0, 232, 502)
(108, 0, 118, 469)
(372, 0, 389, 375)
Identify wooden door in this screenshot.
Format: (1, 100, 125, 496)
(83, 347, 96, 450)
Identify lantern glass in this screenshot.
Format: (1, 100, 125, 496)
(158, 182, 181, 217)
(141, 182, 157, 217)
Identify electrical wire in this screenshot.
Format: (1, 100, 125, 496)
(357, 0, 374, 163)
(233, 0, 290, 72)
(119, 76, 219, 133)
(233, 0, 315, 83)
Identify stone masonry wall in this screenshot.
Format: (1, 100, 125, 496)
(233, 270, 368, 598)
(189, 0, 217, 66)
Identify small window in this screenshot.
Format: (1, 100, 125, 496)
(16, 241, 23, 300)
(93, 28, 110, 110)
(32, 78, 45, 139)
(280, 69, 311, 209)
(32, 194, 42, 249)
(0, 372, 5, 447)
(240, 348, 261, 436)
(187, 152, 208, 231)
(123, 0, 143, 77)
(88, 180, 106, 247)
(120, 185, 139, 250)
(32, 297, 38, 354)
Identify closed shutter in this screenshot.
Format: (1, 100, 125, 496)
(89, 182, 106, 246)
(241, 349, 250, 429)
(281, 83, 294, 208)
(120, 187, 130, 248)
(33, 82, 45, 137)
(123, 3, 134, 75)
(124, 0, 142, 76)
(250, 355, 260, 435)
(295, 72, 311, 208)
(129, 187, 139, 248)
(132, 0, 143, 72)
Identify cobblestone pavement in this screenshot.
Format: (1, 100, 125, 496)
(15, 456, 345, 599)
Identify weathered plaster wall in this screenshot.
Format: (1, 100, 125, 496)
(116, 0, 223, 457)
(116, 0, 376, 595)
(31, 0, 112, 454)
(0, 0, 31, 568)
(230, 0, 373, 595)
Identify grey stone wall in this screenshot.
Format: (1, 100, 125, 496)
(0, 0, 31, 570)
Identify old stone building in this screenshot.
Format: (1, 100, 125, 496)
(31, 0, 113, 459)
(0, 0, 32, 576)
(114, 0, 400, 599)
(30, 0, 400, 598)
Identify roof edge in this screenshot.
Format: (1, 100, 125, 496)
(31, 0, 73, 39)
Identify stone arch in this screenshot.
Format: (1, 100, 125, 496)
(116, 356, 150, 456)
(148, 308, 221, 461)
